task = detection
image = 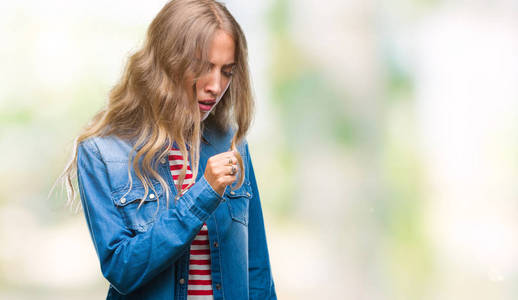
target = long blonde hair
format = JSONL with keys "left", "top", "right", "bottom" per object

{"left": 59, "top": 0, "right": 253, "bottom": 209}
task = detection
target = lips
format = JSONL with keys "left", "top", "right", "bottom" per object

{"left": 198, "top": 99, "right": 216, "bottom": 112}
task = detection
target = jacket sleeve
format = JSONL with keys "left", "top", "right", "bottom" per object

{"left": 76, "top": 139, "right": 223, "bottom": 295}
{"left": 245, "top": 143, "right": 277, "bottom": 299}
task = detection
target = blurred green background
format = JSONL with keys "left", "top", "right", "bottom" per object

{"left": 1, "top": 0, "right": 518, "bottom": 299}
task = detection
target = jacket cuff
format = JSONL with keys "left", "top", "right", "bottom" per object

{"left": 181, "top": 174, "right": 224, "bottom": 221}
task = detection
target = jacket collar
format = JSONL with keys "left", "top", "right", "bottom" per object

{"left": 201, "top": 130, "right": 211, "bottom": 145}
{"left": 127, "top": 120, "right": 232, "bottom": 152}
{"left": 201, "top": 120, "right": 235, "bottom": 153}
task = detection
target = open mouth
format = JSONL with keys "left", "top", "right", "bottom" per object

{"left": 198, "top": 100, "right": 215, "bottom": 111}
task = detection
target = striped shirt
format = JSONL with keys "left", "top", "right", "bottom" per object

{"left": 168, "top": 147, "right": 214, "bottom": 299}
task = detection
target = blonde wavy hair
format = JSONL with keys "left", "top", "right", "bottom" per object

{"left": 58, "top": 0, "right": 253, "bottom": 209}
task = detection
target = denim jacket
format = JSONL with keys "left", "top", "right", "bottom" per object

{"left": 76, "top": 124, "right": 277, "bottom": 299}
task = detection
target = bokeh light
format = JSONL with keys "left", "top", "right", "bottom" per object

{"left": 1, "top": 0, "right": 517, "bottom": 299}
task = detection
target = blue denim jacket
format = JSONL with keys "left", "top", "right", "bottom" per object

{"left": 76, "top": 124, "right": 276, "bottom": 299}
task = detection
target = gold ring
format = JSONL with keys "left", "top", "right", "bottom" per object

{"left": 228, "top": 158, "right": 233, "bottom": 165}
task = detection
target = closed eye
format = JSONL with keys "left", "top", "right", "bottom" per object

{"left": 222, "top": 70, "right": 234, "bottom": 78}
{"left": 222, "top": 64, "right": 236, "bottom": 78}
{"left": 198, "top": 61, "right": 235, "bottom": 78}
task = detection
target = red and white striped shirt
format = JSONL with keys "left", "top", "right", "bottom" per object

{"left": 168, "top": 147, "right": 214, "bottom": 300}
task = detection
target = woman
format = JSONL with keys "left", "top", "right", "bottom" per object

{"left": 60, "top": 0, "right": 276, "bottom": 299}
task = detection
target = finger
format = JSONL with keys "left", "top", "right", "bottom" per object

{"left": 219, "top": 165, "right": 237, "bottom": 176}
{"left": 227, "top": 150, "right": 239, "bottom": 157}
{"left": 213, "top": 151, "right": 237, "bottom": 162}
{"left": 230, "top": 164, "right": 240, "bottom": 174}
{"left": 226, "top": 165, "right": 235, "bottom": 176}
{"left": 219, "top": 152, "right": 238, "bottom": 165}
{"left": 221, "top": 174, "right": 238, "bottom": 185}
{"left": 215, "top": 164, "right": 238, "bottom": 176}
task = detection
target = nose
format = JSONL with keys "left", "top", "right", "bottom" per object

{"left": 204, "top": 69, "right": 222, "bottom": 96}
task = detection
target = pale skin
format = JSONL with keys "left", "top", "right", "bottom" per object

{"left": 186, "top": 29, "right": 239, "bottom": 196}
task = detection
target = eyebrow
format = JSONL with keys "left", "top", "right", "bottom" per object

{"left": 209, "top": 62, "right": 235, "bottom": 68}
{"left": 224, "top": 62, "right": 236, "bottom": 67}
{"left": 195, "top": 58, "right": 235, "bottom": 66}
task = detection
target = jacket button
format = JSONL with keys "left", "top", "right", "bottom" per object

{"left": 120, "top": 197, "right": 126, "bottom": 204}
{"left": 149, "top": 193, "right": 155, "bottom": 199}
{"left": 215, "top": 283, "right": 221, "bottom": 290}
{"left": 246, "top": 192, "right": 251, "bottom": 197}
{"left": 179, "top": 278, "right": 185, "bottom": 284}
{"left": 213, "top": 241, "right": 218, "bottom": 248}
{"left": 230, "top": 191, "right": 235, "bottom": 195}
{"left": 161, "top": 158, "right": 166, "bottom": 164}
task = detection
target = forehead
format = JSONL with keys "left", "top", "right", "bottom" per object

{"left": 208, "top": 30, "right": 235, "bottom": 65}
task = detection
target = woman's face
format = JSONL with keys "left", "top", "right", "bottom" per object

{"left": 187, "top": 29, "right": 236, "bottom": 120}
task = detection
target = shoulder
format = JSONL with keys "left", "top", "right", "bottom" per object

{"left": 78, "top": 135, "right": 134, "bottom": 163}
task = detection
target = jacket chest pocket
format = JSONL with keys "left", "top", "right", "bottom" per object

{"left": 224, "top": 182, "right": 253, "bottom": 226}
{"left": 111, "top": 184, "right": 166, "bottom": 233}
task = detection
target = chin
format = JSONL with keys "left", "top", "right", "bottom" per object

{"left": 200, "top": 112, "right": 209, "bottom": 121}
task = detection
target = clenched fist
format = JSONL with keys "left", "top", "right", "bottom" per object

{"left": 204, "top": 150, "right": 240, "bottom": 196}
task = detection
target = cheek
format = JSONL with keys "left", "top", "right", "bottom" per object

{"left": 194, "top": 80, "right": 204, "bottom": 99}
{"left": 189, "top": 76, "right": 208, "bottom": 100}
{"left": 221, "top": 78, "right": 231, "bottom": 91}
